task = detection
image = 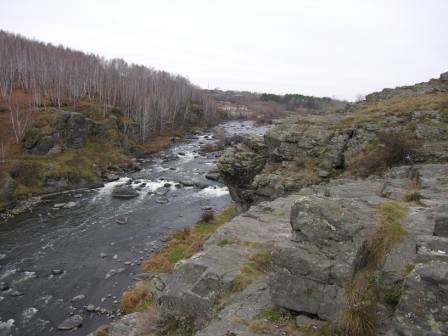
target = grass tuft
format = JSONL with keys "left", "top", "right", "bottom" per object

{"left": 120, "top": 280, "right": 153, "bottom": 314}
{"left": 340, "top": 271, "right": 377, "bottom": 336}
{"left": 364, "top": 201, "right": 408, "bottom": 268}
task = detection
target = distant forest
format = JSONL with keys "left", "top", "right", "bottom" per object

{"left": 260, "top": 93, "right": 336, "bottom": 110}
{"left": 0, "top": 30, "right": 216, "bottom": 142}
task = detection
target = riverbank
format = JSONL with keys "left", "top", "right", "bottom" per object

{"left": 0, "top": 120, "right": 268, "bottom": 336}
{"left": 98, "top": 73, "right": 448, "bottom": 336}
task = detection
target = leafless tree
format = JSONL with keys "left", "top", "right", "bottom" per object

{"left": 8, "top": 97, "right": 32, "bottom": 144}
{"left": 0, "top": 30, "right": 217, "bottom": 142}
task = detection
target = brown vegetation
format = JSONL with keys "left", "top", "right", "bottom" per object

{"left": 350, "top": 131, "right": 419, "bottom": 177}
{"left": 121, "top": 280, "right": 153, "bottom": 314}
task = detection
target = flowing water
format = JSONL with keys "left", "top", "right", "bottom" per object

{"left": 0, "top": 121, "right": 268, "bottom": 336}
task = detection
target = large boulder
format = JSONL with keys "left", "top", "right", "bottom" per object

{"left": 63, "top": 112, "right": 91, "bottom": 149}
{"left": 387, "top": 235, "right": 448, "bottom": 335}
{"left": 111, "top": 186, "right": 139, "bottom": 199}
{"left": 271, "top": 192, "right": 380, "bottom": 320}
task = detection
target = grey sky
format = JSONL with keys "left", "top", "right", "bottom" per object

{"left": 1, "top": 0, "right": 447, "bottom": 100}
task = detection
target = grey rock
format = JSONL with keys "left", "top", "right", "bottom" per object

{"left": 434, "top": 208, "right": 448, "bottom": 237}
{"left": 62, "top": 112, "right": 90, "bottom": 149}
{"left": 22, "top": 127, "right": 41, "bottom": 149}
{"left": 71, "top": 294, "right": 85, "bottom": 302}
{"left": 111, "top": 186, "right": 139, "bottom": 199}
{"left": 106, "top": 174, "right": 120, "bottom": 182}
{"left": 10, "top": 290, "right": 24, "bottom": 297}
{"left": 47, "top": 144, "right": 63, "bottom": 155}
{"left": 388, "top": 261, "right": 448, "bottom": 335}
{"left": 35, "top": 135, "right": 55, "bottom": 154}
{"left": 86, "top": 304, "right": 95, "bottom": 312}
{"left": 51, "top": 269, "right": 63, "bottom": 275}
{"left": 440, "top": 71, "right": 448, "bottom": 81}
{"left": 57, "top": 314, "right": 82, "bottom": 330}
{"left": 295, "top": 315, "right": 323, "bottom": 329}
{"left": 155, "top": 197, "right": 169, "bottom": 204}
{"left": 205, "top": 172, "right": 220, "bottom": 181}
{"left": 0, "top": 282, "right": 9, "bottom": 291}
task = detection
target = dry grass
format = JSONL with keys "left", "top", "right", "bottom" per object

{"left": 354, "top": 92, "right": 448, "bottom": 122}
{"left": 365, "top": 201, "right": 408, "bottom": 268}
{"left": 120, "top": 280, "right": 153, "bottom": 314}
{"left": 339, "top": 201, "right": 408, "bottom": 335}
{"left": 142, "top": 205, "right": 238, "bottom": 273}
{"left": 350, "top": 131, "right": 418, "bottom": 177}
{"left": 94, "top": 324, "right": 109, "bottom": 336}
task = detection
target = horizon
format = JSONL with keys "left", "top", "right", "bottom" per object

{"left": 1, "top": 0, "right": 447, "bottom": 100}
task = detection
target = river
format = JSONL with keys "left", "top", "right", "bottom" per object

{"left": 0, "top": 120, "right": 268, "bottom": 336}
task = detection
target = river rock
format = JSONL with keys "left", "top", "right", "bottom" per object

{"left": 205, "top": 172, "right": 220, "bottom": 181}
{"left": 155, "top": 197, "right": 169, "bottom": 204}
{"left": 51, "top": 269, "right": 63, "bottom": 275}
{"left": 111, "top": 186, "right": 139, "bottom": 199}
{"left": 71, "top": 294, "right": 85, "bottom": 302}
{"left": 0, "top": 282, "right": 9, "bottom": 291}
{"left": 57, "top": 315, "right": 83, "bottom": 330}
{"left": 10, "top": 290, "right": 24, "bottom": 297}
{"left": 106, "top": 174, "right": 120, "bottom": 182}
{"left": 86, "top": 304, "right": 95, "bottom": 312}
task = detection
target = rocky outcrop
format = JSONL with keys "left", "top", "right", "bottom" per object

{"left": 150, "top": 196, "right": 296, "bottom": 331}
{"left": 21, "top": 109, "right": 143, "bottom": 155}
{"left": 218, "top": 74, "right": 448, "bottom": 209}
{"left": 270, "top": 163, "right": 448, "bottom": 334}
{"left": 217, "top": 135, "right": 267, "bottom": 207}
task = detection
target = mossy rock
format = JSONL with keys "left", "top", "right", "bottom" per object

{"left": 23, "top": 127, "right": 41, "bottom": 149}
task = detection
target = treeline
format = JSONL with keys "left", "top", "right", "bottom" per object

{"left": 0, "top": 30, "right": 216, "bottom": 142}
{"left": 260, "top": 93, "right": 336, "bottom": 110}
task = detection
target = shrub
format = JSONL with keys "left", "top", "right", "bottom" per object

{"left": 200, "top": 209, "right": 215, "bottom": 223}
{"left": 350, "top": 130, "right": 419, "bottom": 177}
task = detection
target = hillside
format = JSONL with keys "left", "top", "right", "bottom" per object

{"left": 0, "top": 31, "right": 221, "bottom": 209}
{"left": 98, "top": 72, "right": 448, "bottom": 336}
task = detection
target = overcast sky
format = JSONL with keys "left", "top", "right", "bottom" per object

{"left": 1, "top": 0, "right": 447, "bottom": 100}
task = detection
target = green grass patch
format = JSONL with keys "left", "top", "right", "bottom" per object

{"left": 383, "top": 283, "right": 402, "bottom": 308}
{"left": 168, "top": 245, "right": 188, "bottom": 264}
{"left": 11, "top": 140, "right": 130, "bottom": 197}
{"left": 217, "top": 238, "right": 236, "bottom": 247}
{"left": 192, "top": 205, "right": 238, "bottom": 236}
